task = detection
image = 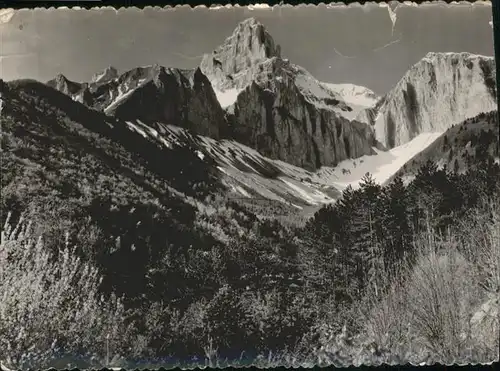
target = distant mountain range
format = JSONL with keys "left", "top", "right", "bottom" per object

{"left": 5, "top": 17, "right": 498, "bottom": 211}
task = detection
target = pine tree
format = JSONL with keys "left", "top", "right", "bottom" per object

{"left": 448, "top": 147, "right": 454, "bottom": 162}
{"left": 381, "top": 175, "right": 412, "bottom": 274}
{"left": 408, "top": 160, "right": 442, "bottom": 228}
{"left": 443, "top": 135, "right": 449, "bottom": 150}
{"left": 345, "top": 173, "right": 384, "bottom": 295}
{"left": 453, "top": 158, "right": 459, "bottom": 173}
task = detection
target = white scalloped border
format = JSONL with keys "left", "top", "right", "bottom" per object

{"left": 0, "top": 0, "right": 497, "bottom": 368}
{"left": 0, "top": 1, "right": 493, "bottom": 14}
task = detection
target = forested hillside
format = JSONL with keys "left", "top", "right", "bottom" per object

{"left": 391, "top": 110, "right": 499, "bottom": 182}
{"left": 2, "top": 76, "right": 498, "bottom": 367}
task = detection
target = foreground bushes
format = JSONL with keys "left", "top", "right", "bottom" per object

{"left": 1, "top": 161, "right": 499, "bottom": 367}
{"left": 318, "top": 200, "right": 500, "bottom": 365}
{"left": 0, "top": 213, "right": 130, "bottom": 369}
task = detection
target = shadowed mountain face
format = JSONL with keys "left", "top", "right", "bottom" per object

{"left": 3, "top": 79, "right": 224, "bottom": 202}
{"left": 47, "top": 65, "right": 228, "bottom": 139}
{"left": 3, "top": 78, "right": 345, "bottom": 213}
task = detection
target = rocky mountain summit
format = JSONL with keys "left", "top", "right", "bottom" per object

{"left": 46, "top": 74, "right": 93, "bottom": 105}
{"left": 200, "top": 17, "right": 354, "bottom": 116}
{"left": 201, "top": 17, "right": 377, "bottom": 170}
{"left": 200, "top": 17, "right": 282, "bottom": 92}
{"left": 358, "top": 52, "right": 497, "bottom": 149}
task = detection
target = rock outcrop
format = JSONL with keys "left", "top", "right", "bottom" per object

{"left": 358, "top": 52, "right": 497, "bottom": 148}
{"left": 46, "top": 74, "right": 93, "bottom": 104}
{"left": 228, "top": 73, "right": 375, "bottom": 171}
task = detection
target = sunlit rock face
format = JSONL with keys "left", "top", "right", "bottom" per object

{"left": 91, "top": 66, "right": 119, "bottom": 84}
{"left": 200, "top": 17, "right": 282, "bottom": 91}
{"left": 358, "top": 52, "right": 496, "bottom": 149}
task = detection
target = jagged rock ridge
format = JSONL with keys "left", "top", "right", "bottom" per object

{"left": 47, "top": 18, "right": 378, "bottom": 171}
{"left": 92, "top": 66, "right": 119, "bottom": 84}
{"left": 46, "top": 20, "right": 494, "bottom": 173}
{"left": 47, "top": 65, "right": 227, "bottom": 138}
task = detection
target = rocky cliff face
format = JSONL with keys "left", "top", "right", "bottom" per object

{"left": 201, "top": 18, "right": 376, "bottom": 170}
{"left": 358, "top": 52, "right": 497, "bottom": 149}
{"left": 47, "top": 65, "right": 227, "bottom": 139}
{"left": 46, "top": 74, "right": 93, "bottom": 105}
{"left": 45, "top": 18, "right": 386, "bottom": 171}
{"left": 109, "top": 66, "right": 227, "bottom": 138}
{"left": 228, "top": 75, "right": 375, "bottom": 171}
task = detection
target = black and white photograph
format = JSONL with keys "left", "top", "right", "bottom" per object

{"left": 0, "top": 1, "right": 499, "bottom": 368}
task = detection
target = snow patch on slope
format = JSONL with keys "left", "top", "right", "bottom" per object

{"left": 212, "top": 86, "right": 242, "bottom": 108}
{"left": 295, "top": 70, "right": 338, "bottom": 101}
{"left": 71, "top": 92, "right": 85, "bottom": 104}
{"left": 322, "top": 82, "right": 379, "bottom": 120}
{"left": 329, "top": 132, "right": 443, "bottom": 190}
{"left": 292, "top": 66, "right": 355, "bottom": 119}
{"left": 104, "top": 86, "right": 135, "bottom": 114}
{"left": 188, "top": 134, "right": 340, "bottom": 207}
{"left": 118, "top": 119, "right": 439, "bottom": 207}
{"left": 125, "top": 121, "right": 148, "bottom": 138}
{"left": 322, "top": 83, "right": 379, "bottom": 109}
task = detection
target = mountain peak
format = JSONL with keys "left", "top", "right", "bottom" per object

{"left": 200, "top": 18, "right": 281, "bottom": 90}
{"left": 54, "top": 73, "right": 69, "bottom": 82}
{"left": 91, "top": 66, "right": 118, "bottom": 84}
{"left": 232, "top": 17, "right": 280, "bottom": 59}
{"left": 47, "top": 73, "right": 84, "bottom": 96}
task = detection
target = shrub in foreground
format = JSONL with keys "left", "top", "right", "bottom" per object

{"left": 0, "top": 213, "right": 130, "bottom": 369}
